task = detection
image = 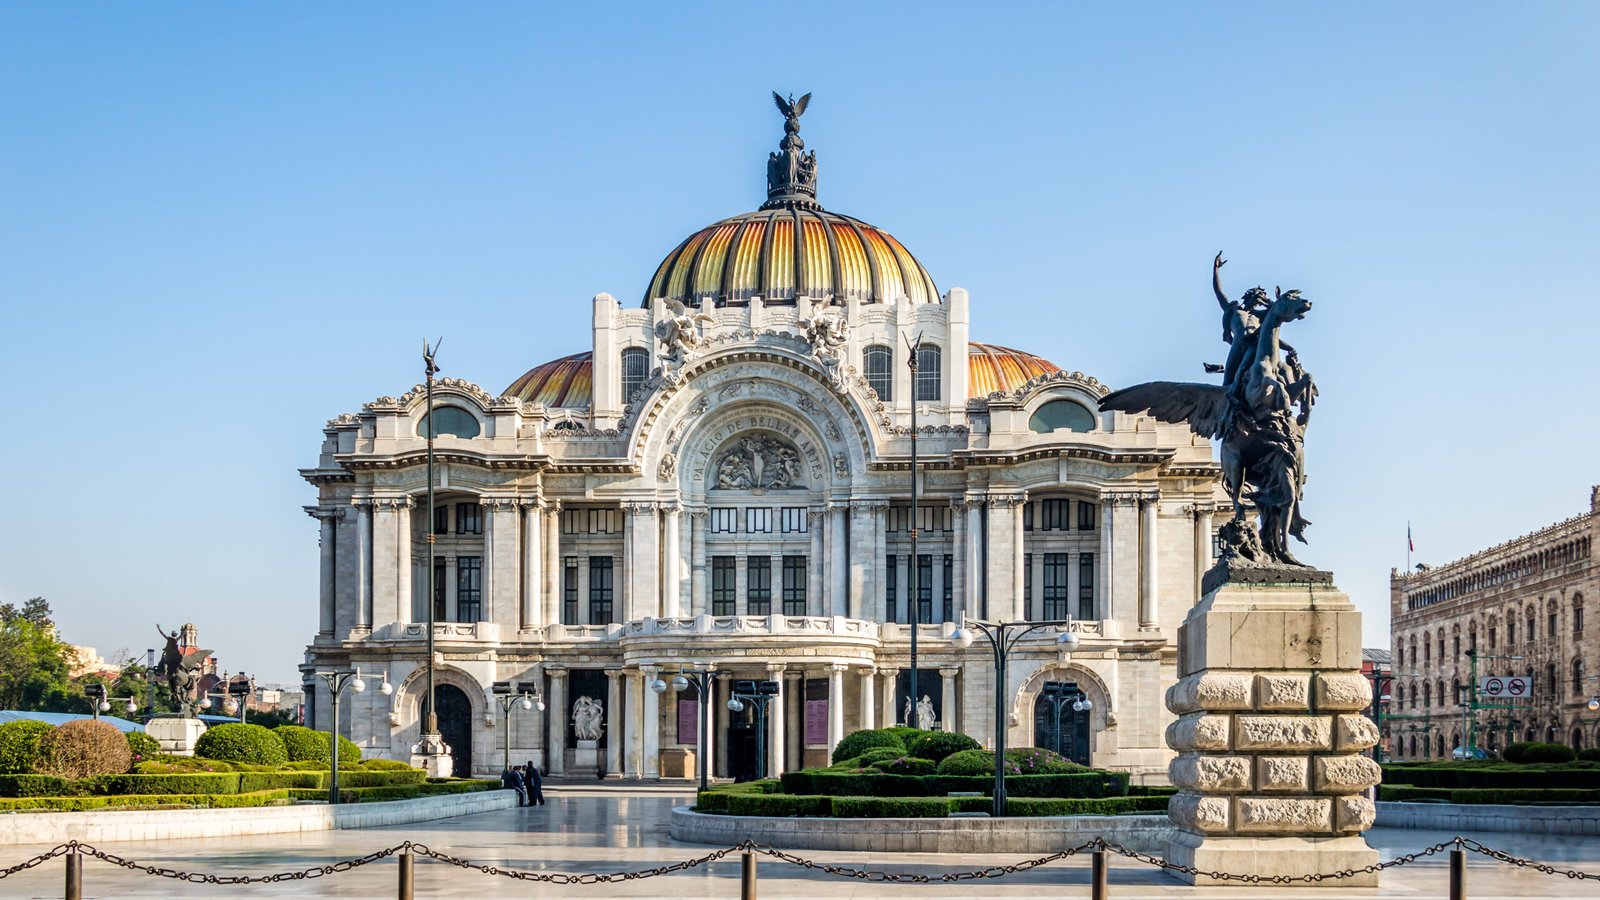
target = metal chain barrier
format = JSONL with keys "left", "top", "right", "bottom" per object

{"left": 9, "top": 834, "right": 1600, "bottom": 889}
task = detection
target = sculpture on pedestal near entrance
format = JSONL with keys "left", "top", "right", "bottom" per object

{"left": 1099, "top": 253, "right": 1322, "bottom": 588}
{"left": 153, "top": 625, "right": 211, "bottom": 717}
{"left": 571, "top": 695, "right": 605, "bottom": 742}
{"left": 915, "top": 695, "right": 936, "bottom": 731}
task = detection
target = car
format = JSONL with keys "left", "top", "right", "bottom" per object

{"left": 1451, "top": 746, "right": 1491, "bottom": 760}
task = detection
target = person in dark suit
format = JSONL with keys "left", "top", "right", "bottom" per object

{"left": 524, "top": 759, "right": 545, "bottom": 805}
{"left": 500, "top": 765, "right": 526, "bottom": 807}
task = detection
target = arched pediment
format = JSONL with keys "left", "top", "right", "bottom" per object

{"left": 1012, "top": 660, "right": 1116, "bottom": 729}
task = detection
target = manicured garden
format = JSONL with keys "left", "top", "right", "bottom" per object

{"left": 1380, "top": 742, "right": 1600, "bottom": 805}
{"left": 0, "top": 719, "right": 496, "bottom": 812}
{"left": 695, "top": 726, "right": 1175, "bottom": 818}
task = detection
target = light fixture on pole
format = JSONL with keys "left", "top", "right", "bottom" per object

{"left": 662, "top": 666, "right": 718, "bottom": 793}
{"left": 950, "top": 617, "right": 1076, "bottom": 816}
{"left": 420, "top": 339, "right": 444, "bottom": 756}
{"left": 493, "top": 681, "right": 545, "bottom": 772}
{"left": 313, "top": 667, "right": 385, "bottom": 804}
{"left": 84, "top": 683, "right": 139, "bottom": 722}
{"left": 903, "top": 331, "right": 926, "bottom": 718}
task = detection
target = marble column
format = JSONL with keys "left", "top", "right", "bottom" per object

{"left": 983, "top": 497, "right": 1016, "bottom": 625}
{"left": 662, "top": 504, "right": 682, "bottom": 618}
{"left": 315, "top": 509, "right": 337, "bottom": 637}
{"left": 848, "top": 503, "right": 872, "bottom": 620}
{"left": 714, "top": 676, "right": 730, "bottom": 777}
{"left": 355, "top": 500, "right": 373, "bottom": 630}
{"left": 1012, "top": 497, "right": 1027, "bottom": 621}
{"left": 827, "top": 665, "right": 846, "bottom": 758}
{"left": 625, "top": 669, "right": 644, "bottom": 778}
{"left": 964, "top": 499, "right": 982, "bottom": 622}
{"left": 1140, "top": 497, "right": 1159, "bottom": 631}
{"left": 604, "top": 669, "right": 623, "bottom": 778}
{"left": 880, "top": 668, "right": 898, "bottom": 727}
{"left": 488, "top": 500, "right": 519, "bottom": 626}
{"left": 1194, "top": 505, "right": 1214, "bottom": 603}
{"left": 546, "top": 667, "right": 568, "bottom": 776}
{"left": 690, "top": 511, "right": 708, "bottom": 616}
{"left": 828, "top": 504, "right": 848, "bottom": 616}
{"left": 807, "top": 510, "right": 825, "bottom": 616}
{"left": 870, "top": 504, "right": 887, "bottom": 623}
{"left": 949, "top": 500, "right": 966, "bottom": 623}
{"left": 396, "top": 499, "right": 414, "bottom": 624}
{"left": 543, "top": 503, "right": 562, "bottom": 627}
{"left": 766, "top": 663, "right": 786, "bottom": 778}
{"left": 858, "top": 668, "right": 875, "bottom": 733}
{"left": 481, "top": 499, "right": 496, "bottom": 620}
{"left": 622, "top": 506, "right": 636, "bottom": 621}
{"left": 1102, "top": 496, "right": 1123, "bottom": 625}
{"left": 521, "top": 500, "right": 542, "bottom": 631}
{"left": 641, "top": 665, "right": 661, "bottom": 779}
{"left": 940, "top": 666, "right": 960, "bottom": 733}
{"left": 784, "top": 671, "right": 802, "bottom": 772}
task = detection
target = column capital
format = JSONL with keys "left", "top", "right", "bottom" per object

{"left": 603, "top": 668, "right": 624, "bottom": 680}
{"left": 987, "top": 493, "right": 1026, "bottom": 509}
{"left": 544, "top": 665, "right": 569, "bottom": 678}
{"left": 766, "top": 662, "right": 787, "bottom": 676}
{"left": 939, "top": 666, "right": 962, "bottom": 677}
{"left": 303, "top": 505, "right": 346, "bottom": 522}
{"left": 853, "top": 499, "right": 890, "bottom": 511}
{"left": 1101, "top": 491, "right": 1142, "bottom": 508}
{"left": 520, "top": 496, "right": 548, "bottom": 511}
{"left": 784, "top": 670, "right": 803, "bottom": 682}
{"left": 828, "top": 663, "right": 849, "bottom": 674}
{"left": 624, "top": 501, "right": 658, "bottom": 516}
{"left": 640, "top": 664, "right": 660, "bottom": 677}
{"left": 480, "top": 496, "right": 520, "bottom": 511}
{"left": 689, "top": 509, "right": 710, "bottom": 521}
{"left": 659, "top": 501, "right": 684, "bottom": 515}
{"left": 371, "top": 496, "right": 415, "bottom": 510}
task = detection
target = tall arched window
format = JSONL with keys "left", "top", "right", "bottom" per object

{"left": 1451, "top": 677, "right": 1461, "bottom": 707}
{"left": 1423, "top": 640, "right": 1431, "bottom": 666}
{"left": 621, "top": 347, "right": 649, "bottom": 403}
{"left": 1575, "top": 594, "right": 1585, "bottom": 636}
{"left": 863, "top": 345, "right": 893, "bottom": 401}
{"left": 1547, "top": 663, "right": 1558, "bottom": 696}
{"left": 1423, "top": 683, "right": 1432, "bottom": 708}
{"left": 1573, "top": 658, "right": 1585, "bottom": 696}
{"left": 1527, "top": 609, "right": 1537, "bottom": 645}
{"left": 914, "top": 344, "right": 942, "bottom": 402}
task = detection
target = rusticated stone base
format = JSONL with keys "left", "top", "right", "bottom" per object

{"left": 1165, "top": 831, "right": 1379, "bottom": 886}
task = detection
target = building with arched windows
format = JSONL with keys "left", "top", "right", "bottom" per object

{"left": 300, "top": 100, "right": 1227, "bottom": 782}
{"left": 1389, "top": 488, "right": 1600, "bottom": 759}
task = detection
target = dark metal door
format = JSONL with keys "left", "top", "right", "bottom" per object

{"left": 1033, "top": 695, "right": 1091, "bottom": 765}
{"left": 435, "top": 684, "right": 473, "bottom": 778}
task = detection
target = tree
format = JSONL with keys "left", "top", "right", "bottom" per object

{"left": 0, "top": 598, "right": 74, "bottom": 711}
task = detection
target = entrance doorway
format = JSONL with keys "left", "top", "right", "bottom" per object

{"left": 434, "top": 684, "right": 473, "bottom": 778}
{"left": 1033, "top": 690, "right": 1091, "bottom": 765}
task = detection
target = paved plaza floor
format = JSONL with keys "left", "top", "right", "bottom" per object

{"left": 3, "top": 786, "right": 1599, "bottom": 898}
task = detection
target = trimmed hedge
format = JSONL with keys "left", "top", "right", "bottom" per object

{"left": 1381, "top": 763, "right": 1600, "bottom": 790}
{"left": 1008, "top": 796, "right": 1170, "bottom": 816}
{"left": 1502, "top": 742, "right": 1577, "bottom": 764}
{"left": 725, "top": 793, "right": 834, "bottom": 817}
{"left": 290, "top": 779, "right": 497, "bottom": 804}
{"left": 869, "top": 757, "right": 936, "bottom": 776}
{"left": 77, "top": 773, "right": 242, "bottom": 795}
{"left": 906, "top": 731, "right": 981, "bottom": 764}
{"left": 1380, "top": 785, "right": 1600, "bottom": 804}
{"left": 0, "top": 720, "right": 54, "bottom": 775}
{"left": 275, "top": 726, "right": 360, "bottom": 766}
{"left": 125, "top": 731, "right": 159, "bottom": 764}
{"left": 854, "top": 748, "right": 908, "bottom": 767}
{"left": 361, "top": 758, "right": 417, "bottom": 771}
{"left": 0, "top": 788, "right": 292, "bottom": 812}
{"left": 0, "top": 774, "right": 72, "bottom": 797}
{"left": 779, "top": 770, "right": 1128, "bottom": 799}
{"left": 831, "top": 729, "right": 906, "bottom": 764}
{"left": 195, "top": 724, "right": 288, "bottom": 767}
{"left": 831, "top": 796, "right": 953, "bottom": 818}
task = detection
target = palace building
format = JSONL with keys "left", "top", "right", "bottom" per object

{"left": 299, "top": 99, "right": 1227, "bottom": 782}
{"left": 1388, "top": 489, "right": 1600, "bottom": 760}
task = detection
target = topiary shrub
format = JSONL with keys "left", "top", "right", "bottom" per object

{"left": 870, "top": 756, "right": 937, "bottom": 776}
{"left": 360, "top": 758, "right": 415, "bottom": 771}
{"left": 135, "top": 755, "right": 241, "bottom": 774}
{"left": 125, "top": 731, "right": 159, "bottom": 768}
{"left": 831, "top": 729, "right": 906, "bottom": 765}
{"left": 35, "top": 720, "right": 131, "bottom": 779}
{"left": 934, "top": 747, "right": 1088, "bottom": 777}
{"left": 1502, "top": 742, "right": 1535, "bottom": 763}
{"left": 1523, "top": 742, "right": 1577, "bottom": 764}
{"left": 936, "top": 748, "right": 998, "bottom": 776}
{"left": 907, "top": 731, "right": 981, "bottom": 764}
{"left": 856, "top": 748, "right": 907, "bottom": 766}
{"left": 274, "top": 726, "right": 360, "bottom": 766}
{"left": 0, "top": 721, "right": 55, "bottom": 775}
{"left": 195, "top": 723, "right": 288, "bottom": 767}
{"left": 1578, "top": 748, "right": 1600, "bottom": 762}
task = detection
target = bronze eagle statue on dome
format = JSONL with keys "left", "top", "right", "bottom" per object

{"left": 772, "top": 91, "right": 810, "bottom": 120}
{"left": 1098, "top": 254, "right": 1319, "bottom": 569}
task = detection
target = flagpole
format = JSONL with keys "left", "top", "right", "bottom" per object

{"left": 1407, "top": 521, "right": 1412, "bottom": 573}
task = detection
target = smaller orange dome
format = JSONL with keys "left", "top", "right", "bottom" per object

{"left": 967, "top": 342, "right": 1062, "bottom": 396}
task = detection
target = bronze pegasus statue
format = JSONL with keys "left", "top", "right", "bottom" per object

{"left": 1098, "top": 254, "right": 1318, "bottom": 567}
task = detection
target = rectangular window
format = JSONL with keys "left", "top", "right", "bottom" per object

{"left": 885, "top": 554, "right": 898, "bottom": 623}
{"left": 433, "top": 559, "right": 447, "bottom": 622}
{"left": 1577, "top": 606, "right": 1585, "bottom": 636}
{"left": 456, "top": 502, "right": 481, "bottom": 535}
{"left": 1040, "top": 499, "right": 1070, "bottom": 531}
{"left": 562, "top": 558, "right": 579, "bottom": 625}
{"left": 1022, "top": 502, "right": 1034, "bottom": 532}
{"left": 782, "top": 555, "right": 807, "bottom": 615}
{"left": 863, "top": 345, "right": 893, "bottom": 402}
{"left": 589, "top": 508, "right": 620, "bottom": 534}
{"left": 887, "top": 505, "right": 909, "bottom": 533}
{"left": 1042, "top": 553, "right": 1069, "bottom": 620}
{"left": 914, "top": 344, "right": 941, "bottom": 401}
{"left": 747, "top": 556, "right": 772, "bottom": 616}
{"left": 1023, "top": 553, "right": 1032, "bottom": 617}
{"left": 745, "top": 507, "right": 773, "bottom": 534}
{"left": 433, "top": 505, "right": 450, "bottom": 536}
{"left": 587, "top": 557, "right": 614, "bottom": 625}
{"left": 1077, "top": 501, "right": 1097, "bottom": 531}
{"left": 942, "top": 554, "right": 953, "bottom": 624}
{"left": 711, "top": 556, "right": 736, "bottom": 615}
{"left": 1507, "top": 620, "right": 1516, "bottom": 647}
{"left": 1550, "top": 613, "right": 1558, "bottom": 639}
{"left": 917, "top": 554, "right": 933, "bottom": 625}
{"left": 917, "top": 504, "right": 952, "bottom": 533}
{"left": 710, "top": 508, "right": 738, "bottom": 533}
{"left": 780, "top": 507, "right": 808, "bottom": 533}
{"left": 455, "top": 556, "right": 482, "bottom": 622}
{"left": 1078, "top": 552, "right": 1095, "bottom": 621}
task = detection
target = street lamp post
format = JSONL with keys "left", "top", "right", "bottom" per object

{"left": 727, "top": 679, "right": 779, "bottom": 781}
{"left": 421, "top": 340, "right": 443, "bottom": 750}
{"left": 201, "top": 673, "right": 256, "bottom": 723}
{"left": 1361, "top": 666, "right": 1421, "bottom": 763}
{"left": 492, "top": 681, "right": 545, "bottom": 772}
{"left": 659, "top": 667, "right": 718, "bottom": 793}
{"left": 904, "top": 333, "right": 924, "bottom": 712}
{"left": 84, "top": 683, "right": 139, "bottom": 722}
{"left": 313, "top": 668, "right": 391, "bottom": 803}
{"left": 952, "top": 617, "right": 1077, "bottom": 816}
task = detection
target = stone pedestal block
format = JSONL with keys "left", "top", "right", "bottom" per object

{"left": 571, "top": 738, "right": 601, "bottom": 775}
{"left": 146, "top": 717, "right": 206, "bottom": 756}
{"left": 409, "top": 732, "right": 454, "bottom": 778}
{"left": 1164, "top": 580, "right": 1379, "bottom": 886}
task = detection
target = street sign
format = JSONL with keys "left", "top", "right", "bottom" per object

{"left": 1479, "top": 676, "right": 1532, "bottom": 698}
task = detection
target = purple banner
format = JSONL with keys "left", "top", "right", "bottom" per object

{"left": 677, "top": 698, "right": 699, "bottom": 745}
{"left": 805, "top": 699, "right": 828, "bottom": 746}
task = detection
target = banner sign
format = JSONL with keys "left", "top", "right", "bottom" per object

{"left": 1479, "top": 676, "right": 1532, "bottom": 698}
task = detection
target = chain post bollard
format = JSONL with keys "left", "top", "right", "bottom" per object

{"left": 64, "top": 845, "right": 82, "bottom": 900}
{"left": 741, "top": 849, "right": 757, "bottom": 900}
{"left": 1091, "top": 848, "right": 1107, "bottom": 900}
{"left": 398, "top": 849, "right": 414, "bottom": 900}
{"left": 1450, "top": 848, "right": 1466, "bottom": 900}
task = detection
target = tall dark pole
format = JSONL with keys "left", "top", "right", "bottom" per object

{"left": 906, "top": 333, "right": 921, "bottom": 722}
{"left": 423, "top": 340, "right": 441, "bottom": 738}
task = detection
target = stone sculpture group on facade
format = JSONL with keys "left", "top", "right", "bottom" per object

{"left": 715, "top": 435, "right": 806, "bottom": 491}
{"left": 571, "top": 695, "right": 604, "bottom": 742}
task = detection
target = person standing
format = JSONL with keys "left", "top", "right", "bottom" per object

{"left": 500, "top": 764, "right": 526, "bottom": 807}
{"left": 524, "top": 759, "right": 545, "bottom": 806}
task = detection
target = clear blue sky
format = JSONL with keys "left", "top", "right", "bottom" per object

{"left": 3, "top": 4, "right": 1595, "bottom": 683}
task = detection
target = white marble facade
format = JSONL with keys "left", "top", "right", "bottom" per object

{"left": 299, "top": 112, "right": 1227, "bottom": 783}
